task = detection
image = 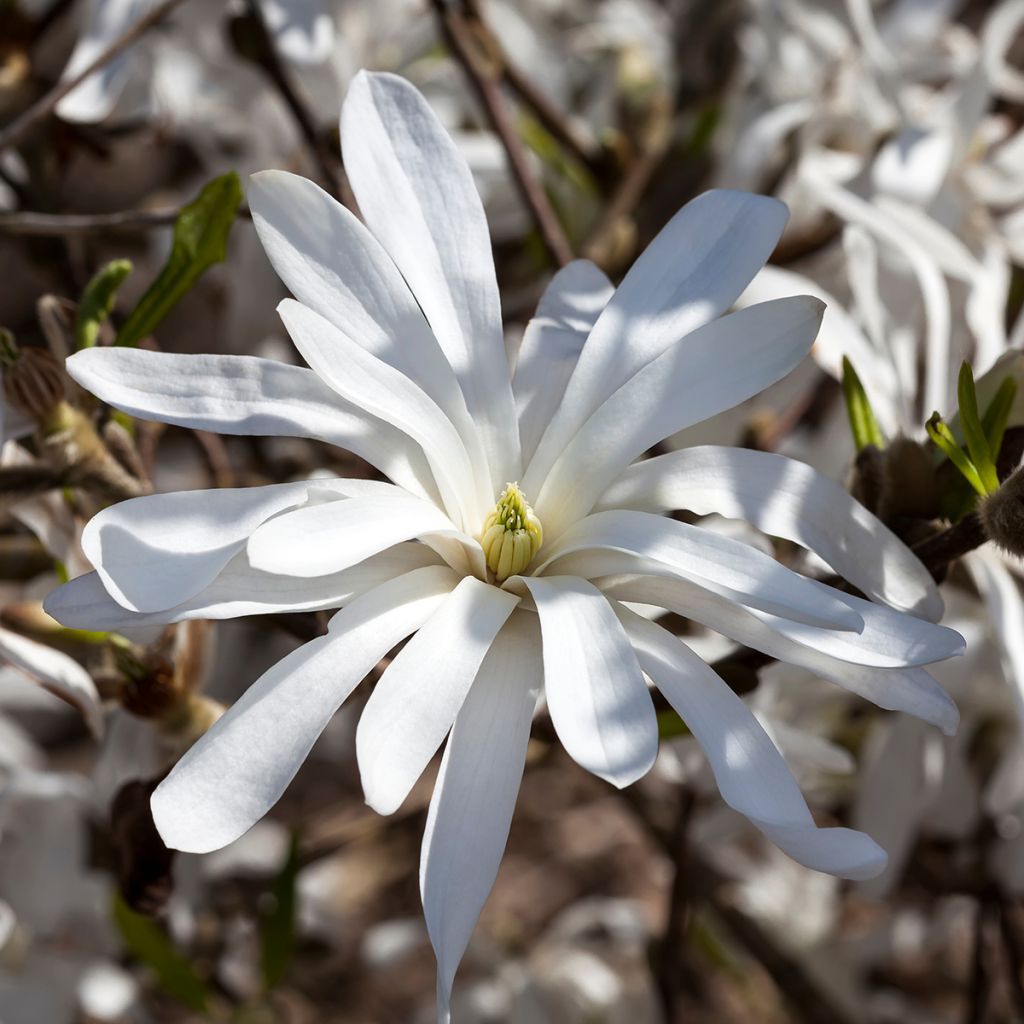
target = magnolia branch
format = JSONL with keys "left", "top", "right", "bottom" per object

{"left": 0, "top": 0, "right": 192, "bottom": 156}
{"left": 432, "top": 0, "right": 574, "bottom": 268}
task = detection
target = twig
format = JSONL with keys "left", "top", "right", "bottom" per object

{"left": 998, "top": 901, "right": 1024, "bottom": 1023}
{"left": 0, "top": 209, "right": 178, "bottom": 236}
{"left": 241, "top": 0, "right": 354, "bottom": 208}
{"left": 655, "top": 787, "right": 697, "bottom": 1019}
{"left": 911, "top": 512, "right": 987, "bottom": 580}
{"left": 432, "top": 0, "right": 573, "bottom": 268}
{"left": 966, "top": 896, "right": 991, "bottom": 1024}
{"left": 0, "top": 0, "right": 192, "bottom": 156}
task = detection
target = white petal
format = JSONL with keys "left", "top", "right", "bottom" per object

{"left": 619, "top": 607, "right": 887, "bottom": 879}
{"left": 341, "top": 71, "right": 520, "bottom": 490}
{"left": 278, "top": 299, "right": 481, "bottom": 527}
{"left": 248, "top": 170, "right": 490, "bottom": 500}
{"left": 56, "top": 0, "right": 155, "bottom": 123}
{"left": 512, "top": 260, "right": 613, "bottom": 465}
{"left": 596, "top": 446, "right": 943, "bottom": 620}
{"left": 516, "top": 575, "right": 657, "bottom": 787}
{"left": 66, "top": 347, "right": 441, "bottom": 504}
{"left": 151, "top": 566, "right": 458, "bottom": 853}
{"left": 44, "top": 544, "right": 441, "bottom": 630}
{"left": 0, "top": 626, "right": 103, "bottom": 738}
{"left": 247, "top": 491, "right": 481, "bottom": 580}
{"left": 257, "top": 0, "right": 333, "bottom": 65}
{"left": 600, "top": 574, "right": 959, "bottom": 734}
{"left": 420, "top": 612, "right": 540, "bottom": 1017}
{"left": 529, "top": 297, "right": 825, "bottom": 540}
{"left": 357, "top": 577, "right": 520, "bottom": 815}
{"left": 523, "top": 191, "right": 788, "bottom": 494}
{"left": 537, "top": 510, "right": 864, "bottom": 632}
{"left": 83, "top": 480, "right": 364, "bottom": 613}
{"left": 737, "top": 263, "right": 903, "bottom": 435}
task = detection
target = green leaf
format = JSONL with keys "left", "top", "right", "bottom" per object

{"left": 115, "top": 172, "right": 243, "bottom": 347}
{"left": 260, "top": 831, "right": 301, "bottom": 991}
{"left": 75, "top": 259, "right": 132, "bottom": 349}
{"left": 957, "top": 362, "right": 999, "bottom": 494}
{"left": 841, "top": 357, "right": 886, "bottom": 451}
{"left": 982, "top": 375, "right": 1018, "bottom": 462}
{"left": 112, "top": 893, "right": 210, "bottom": 1012}
{"left": 926, "top": 411, "right": 987, "bottom": 497}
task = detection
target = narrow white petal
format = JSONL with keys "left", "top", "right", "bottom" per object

{"left": 601, "top": 574, "right": 959, "bottom": 734}
{"left": 421, "top": 612, "right": 540, "bottom": 1017}
{"left": 517, "top": 575, "right": 657, "bottom": 787}
{"left": 529, "top": 297, "right": 825, "bottom": 540}
{"left": 596, "top": 446, "right": 943, "bottom": 620}
{"left": 256, "top": 0, "right": 333, "bottom": 65}
{"left": 247, "top": 492, "right": 481, "bottom": 580}
{"left": 0, "top": 626, "right": 103, "bottom": 738}
{"left": 513, "top": 260, "right": 613, "bottom": 464}
{"left": 341, "top": 71, "right": 521, "bottom": 490}
{"left": 44, "top": 544, "right": 441, "bottom": 630}
{"left": 523, "top": 191, "right": 788, "bottom": 493}
{"left": 66, "top": 347, "right": 440, "bottom": 503}
{"left": 619, "top": 608, "right": 886, "bottom": 879}
{"left": 56, "top": 0, "right": 155, "bottom": 123}
{"left": 278, "top": 299, "right": 481, "bottom": 526}
{"left": 357, "top": 578, "right": 520, "bottom": 815}
{"left": 537, "top": 510, "right": 864, "bottom": 632}
{"left": 248, "top": 170, "right": 490, "bottom": 498}
{"left": 151, "top": 566, "right": 458, "bottom": 853}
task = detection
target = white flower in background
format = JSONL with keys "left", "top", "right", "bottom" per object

{"left": 47, "top": 71, "right": 965, "bottom": 1019}
{"left": 55, "top": 0, "right": 335, "bottom": 124}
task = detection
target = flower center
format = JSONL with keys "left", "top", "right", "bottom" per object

{"left": 480, "top": 483, "right": 543, "bottom": 582}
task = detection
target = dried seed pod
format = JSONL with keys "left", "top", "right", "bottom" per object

{"left": 2, "top": 345, "right": 66, "bottom": 423}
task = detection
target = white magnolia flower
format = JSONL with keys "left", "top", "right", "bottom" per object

{"left": 46, "top": 71, "right": 965, "bottom": 1019}
{"left": 56, "top": 0, "right": 335, "bottom": 124}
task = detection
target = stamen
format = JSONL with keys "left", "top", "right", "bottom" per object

{"left": 480, "top": 482, "right": 543, "bottom": 582}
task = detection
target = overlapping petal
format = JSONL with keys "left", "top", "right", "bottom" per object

{"left": 151, "top": 566, "right": 459, "bottom": 853}
{"left": 357, "top": 577, "right": 520, "bottom": 815}
{"left": 516, "top": 576, "right": 657, "bottom": 788}
{"left": 596, "top": 445, "right": 943, "bottom": 620}
{"left": 420, "top": 612, "right": 541, "bottom": 1021}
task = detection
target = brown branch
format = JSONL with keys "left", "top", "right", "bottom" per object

{"left": 911, "top": 512, "right": 987, "bottom": 581}
{"left": 0, "top": 209, "right": 178, "bottom": 236}
{"left": 432, "top": 0, "right": 573, "bottom": 268}
{"left": 0, "top": 0, "right": 193, "bottom": 156}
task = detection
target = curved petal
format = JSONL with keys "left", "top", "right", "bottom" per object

{"left": 523, "top": 191, "right": 788, "bottom": 493}
{"left": 596, "top": 446, "right": 943, "bottom": 620}
{"left": 341, "top": 71, "right": 521, "bottom": 490}
{"left": 600, "top": 574, "right": 959, "bottom": 734}
{"left": 619, "top": 607, "right": 886, "bottom": 879}
{"left": 420, "top": 612, "right": 540, "bottom": 1019}
{"left": 56, "top": 0, "right": 156, "bottom": 123}
{"left": 278, "top": 299, "right": 481, "bottom": 527}
{"left": 528, "top": 297, "right": 825, "bottom": 540}
{"left": 247, "top": 490, "right": 481, "bottom": 580}
{"left": 257, "top": 0, "right": 333, "bottom": 65}
{"left": 151, "top": 566, "right": 458, "bottom": 853}
{"left": 537, "top": 510, "right": 864, "bottom": 632}
{"left": 0, "top": 626, "right": 103, "bottom": 739}
{"left": 44, "top": 544, "right": 441, "bottom": 630}
{"left": 248, "top": 170, "right": 490, "bottom": 501}
{"left": 516, "top": 575, "right": 657, "bottom": 787}
{"left": 357, "top": 577, "right": 520, "bottom": 815}
{"left": 66, "top": 347, "right": 440, "bottom": 503}
{"left": 513, "top": 260, "right": 613, "bottom": 464}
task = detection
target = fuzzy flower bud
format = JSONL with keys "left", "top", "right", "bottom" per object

{"left": 980, "top": 466, "right": 1024, "bottom": 558}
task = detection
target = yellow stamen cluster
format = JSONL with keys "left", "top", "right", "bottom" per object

{"left": 480, "top": 483, "right": 543, "bottom": 582}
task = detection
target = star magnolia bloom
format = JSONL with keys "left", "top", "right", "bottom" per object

{"left": 47, "top": 71, "right": 965, "bottom": 1020}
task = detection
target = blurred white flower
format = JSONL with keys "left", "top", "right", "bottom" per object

{"left": 48, "top": 70, "right": 965, "bottom": 1019}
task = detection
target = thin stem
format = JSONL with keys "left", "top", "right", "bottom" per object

{"left": 0, "top": 209, "right": 179, "bottom": 236}
{"left": 966, "top": 897, "right": 991, "bottom": 1024}
{"left": 432, "top": 0, "right": 573, "bottom": 268}
{"left": 0, "top": 0, "right": 193, "bottom": 156}
{"left": 998, "top": 901, "right": 1024, "bottom": 1023}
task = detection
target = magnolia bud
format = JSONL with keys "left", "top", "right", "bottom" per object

{"left": 879, "top": 438, "right": 940, "bottom": 522}
{"left": 0, "top": 333, "right": 66, "bottom": 423}
{"left": 980, "top": 467, "right": 1024, "bottom": 559}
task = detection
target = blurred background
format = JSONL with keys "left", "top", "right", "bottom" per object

{"left": 2, "top": 0, "right": 1024, "bottom": 1021}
